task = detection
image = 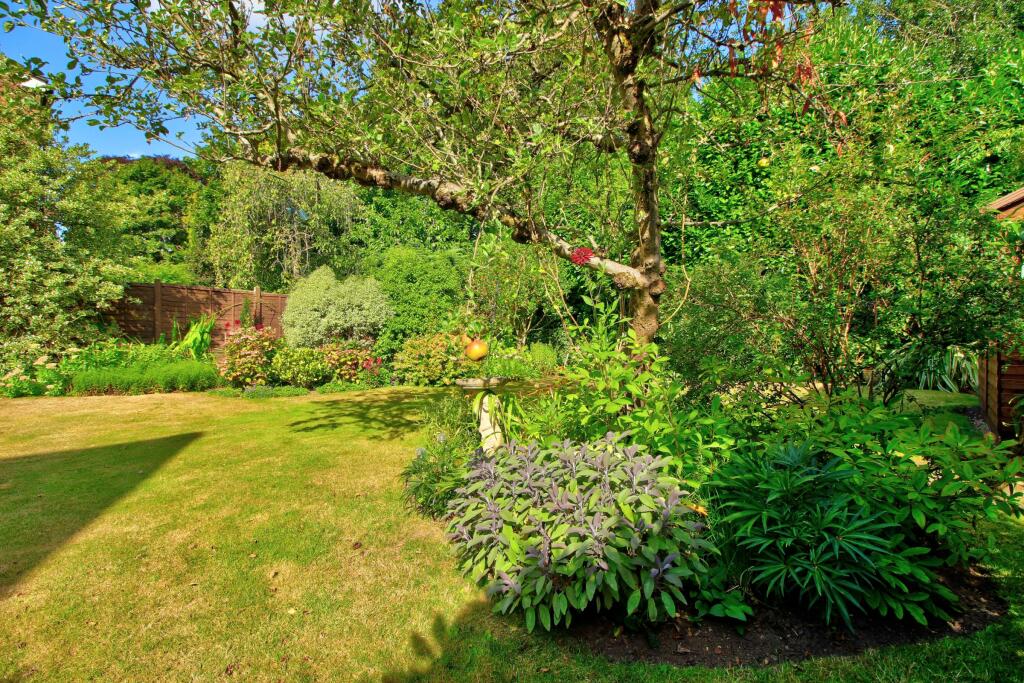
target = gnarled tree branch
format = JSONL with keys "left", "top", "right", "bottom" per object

{"left": 268, "top": 148, "right": 649, "bottom": 289}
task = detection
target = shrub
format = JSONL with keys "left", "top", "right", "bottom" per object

{"left": 2, "top": 339, "right": 207, "bottom": 398}
{"left": 1, "top": 354, "right": 66, "bottom": 397}
{"left": 447, "top": 434, "right": 717, "bottom": 632}
{"left": 58, "top": 339, "right": 132, "bottom": 373}
{"left": 219, "top": 327, "right": 279, "bottom": 386}
{"left": 405, "top": 441, "right": 477, "bottom": 519}
{"left": 402, "top": 393, "right": 478, "bottom": 517}
{"left": 71, "top": 360, "right": 220, "bottom": 395}
{"left": 708, "top": 400, "right": 1023, "bottom": 629}
{"left": 502, "top": 303, "right": 734, "bottom": 476}
{"left": 283, "top": 266, "right": 392, "bottom": 347}
{"left": 270, "top": 346, "right": 332, "bottom": 388}
{"left": 525, "top": 342, "right": 560, "bottom": 373}
{"left": 170, "top": 314, "right": 215, "bottom": 360}
{"left": 60, "top": 339, "right": 184, "bottom": 373}
{"left": 359, "top": 363, "right": 392, "bottom": 388}
{"left": 320, "top": 342, "right": 377, "bottom": 382}
{"left": 708, "top": 443, "right": 956, "bottom": 629}
{"left": 364, "top": 246, "right": 466, "bottom": 357}
{"left": 475, "top": 341, "right": 561, "bottom": 380}
{"left": 392, "top": 333, "right": 467, "bottom": 386}
{"left": 761, "top": 398, "right": 1023, "bottom": 566}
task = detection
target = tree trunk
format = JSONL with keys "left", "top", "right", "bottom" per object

{"left": 628, "top": 156, "right": 663, "bottom": 344}
{"left": 599, "top": 3, "right": 665, "bottom": 344}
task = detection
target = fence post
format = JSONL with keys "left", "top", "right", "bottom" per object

{"left": 153, "top": 279, "right": 162, "bottom": 343}
{"left": 254, "top": 286, "right": 262, "bottom": 325}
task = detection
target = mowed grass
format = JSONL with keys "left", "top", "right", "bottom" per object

{"left": 1, "top": 390, "right": 1022, "bottom": 682}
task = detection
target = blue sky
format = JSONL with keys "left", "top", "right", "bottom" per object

{"left": 3, "top": 23, "right": 201, "bottom": 158}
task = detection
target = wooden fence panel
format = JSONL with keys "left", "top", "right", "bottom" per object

{"left": 109, "top": 281, "right": 288, "bottom": 349}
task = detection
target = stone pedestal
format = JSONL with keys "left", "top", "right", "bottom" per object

{"left": 455, "top": 378, "right": 508, "bottom": 454}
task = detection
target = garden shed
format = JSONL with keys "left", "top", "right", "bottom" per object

{"left": 978, "top": 186, "right": 1024, "bottom": 439}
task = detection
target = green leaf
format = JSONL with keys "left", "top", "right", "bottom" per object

{"left": 626, "top": 590, "right": 642, "bottom": 615}
{"left": 539, "top": 604, "right": 551, "bottom": 631}
{"left": 660, "top": 591, "right": 676, "bottom": 617}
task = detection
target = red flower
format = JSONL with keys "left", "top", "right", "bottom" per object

{"left": 234, "top": 319, "right": 241, "bottom": 326}
{"left": 254, "top": 323, "right": 264, "bottom": 331}
{"left": 570, "top": 247, "right": 595, "bottom": 266}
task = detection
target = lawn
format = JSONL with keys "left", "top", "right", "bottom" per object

{"left": 1, "top": 390, "right": 1022, "bottom": 682}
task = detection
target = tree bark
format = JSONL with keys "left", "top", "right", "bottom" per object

{"left": 597, "top": 2, "right": 666, "bottom": 343}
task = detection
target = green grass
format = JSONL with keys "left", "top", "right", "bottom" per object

{"left": 900, "top": 390, "right": 982, "bottom": 435}
{"left": 1, "top": 390, "right": 1022, "bottom": 681}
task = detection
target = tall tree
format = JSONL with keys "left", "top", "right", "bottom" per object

{"left": 205, "top": 162, "right": 362, "bottom": 290}
{"left": 0, "top": 59, "right": 129, "bottom": 362}
{"left": 12, "top": 0, "right": 842, "bottom": 340}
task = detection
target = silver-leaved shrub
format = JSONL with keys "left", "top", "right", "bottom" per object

{"left": 283, "top": 266, "right": 392, "bottom": 348}
{"left": 447, "top": 434, "right": 716, "bottom": 632}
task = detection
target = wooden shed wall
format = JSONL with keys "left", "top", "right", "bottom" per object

{"left": 979, "top": 351, "right": 1022, "bottom": 440}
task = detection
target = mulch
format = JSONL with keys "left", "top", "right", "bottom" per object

{"left": 566, "top": 567, "right": 1007, "bottom": 668}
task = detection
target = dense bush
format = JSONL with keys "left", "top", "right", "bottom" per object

{"left": 763, "top": 398, "right": 1023, "bottom": 566}
{"left": 315, "top": 381, "right": 362, "bottom": 394}
{"left": 475, "top": 342, "right": 561, "bottom": 380}
{"left": 218, "top": 327, "right": 279, "bottom": 386}
{"left": 503, "top": 304, "right": 733, "bottom": 476}
{"left": 392, "top": 333, "right": 468, "bottom": 386}
{"left": 447, "top": 434, "right": 717, "bottom": 632}
{"left": 364, "top": 246, "right": 466, "bottom": 357}
{"left": 525, "top": 342, "right": 560, "bottom": 373}
{"left": 320, "top": 342, "right": 379, "bottom": 382}
{"left": 402, "top": 393, "right": 478, "bottom": 517}
{"left": 0, "top": 98, "right": 129, "bottom": 373}
{"left": 708, "top": 399, "right": 1023, "bottom": 629}
{"left": 283, "top": 266, "right": 392, "bottom": 348}
{"left": 709, "top": 444, "right": 950, "bottom": 628}
{"left": 468, "top": 234, "right": 552, "bottom": 346}
{"left": 270, "top": 346, "right": 332, "bottom": 388}
{"left": 71, "top": 360, "right": 221, "bottom": 395}
{"left": 0, "top": 355, "right": 66, "bottom": 398}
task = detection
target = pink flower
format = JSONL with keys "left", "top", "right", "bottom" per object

{"left": 570, "top": 247, "right": 595, "bottom": 266}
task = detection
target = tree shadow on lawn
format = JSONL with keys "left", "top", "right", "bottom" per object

{"left": 0, "top": 432, "right": 200, "bottom": 599}
{"left": 288, "top": 389, "right": 436, "bottom": 440}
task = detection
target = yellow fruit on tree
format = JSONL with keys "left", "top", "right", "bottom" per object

{"left": 465, "top": 339, "right": 489, "bottom": 361}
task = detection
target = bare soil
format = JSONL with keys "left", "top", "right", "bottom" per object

{"left": 568, "top": 568, "right": 1006, "bottom": 668}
